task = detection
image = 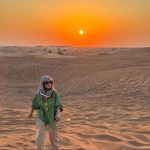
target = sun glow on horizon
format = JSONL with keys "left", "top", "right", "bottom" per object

{"left": 51, "top": 12, "right": 107, "bottom": 47}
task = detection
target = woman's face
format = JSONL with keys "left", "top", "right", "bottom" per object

{"left": 43, "top": 81, "right": 53, "bottom": 90}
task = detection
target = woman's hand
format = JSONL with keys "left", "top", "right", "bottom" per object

{"left": 55, "top": 108, "right": 61, "bottom": 122}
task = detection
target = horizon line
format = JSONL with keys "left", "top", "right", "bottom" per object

{"left": 0, "top": 45, "right": 150, "bottom": 49}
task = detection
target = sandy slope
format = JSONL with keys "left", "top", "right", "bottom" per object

{"left": 0, "top": 47, "right": 150, "bottom": 150}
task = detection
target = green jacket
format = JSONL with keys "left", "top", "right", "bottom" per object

{"left": 32, "top": 90, "right": 63, "bottom": 124}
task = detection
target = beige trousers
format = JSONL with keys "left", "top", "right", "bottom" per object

{"left": 36, "top": 118, "right": 60, "bottom": 150}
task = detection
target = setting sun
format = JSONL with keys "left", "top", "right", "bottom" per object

{"left": 79, "top": 30, "right": 84, "bottom": 35}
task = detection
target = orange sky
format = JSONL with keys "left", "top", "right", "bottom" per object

{"left": 0, "top": 0, "right": 150, "bottom": 47}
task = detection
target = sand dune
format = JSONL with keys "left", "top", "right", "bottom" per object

{"left": 0, "top": 47, "right": 150, "bottom": 150}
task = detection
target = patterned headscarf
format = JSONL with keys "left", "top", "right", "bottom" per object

{"left": 38, "top": 75, "right": 53, "bottom": 97}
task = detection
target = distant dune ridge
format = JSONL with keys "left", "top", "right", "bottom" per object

{"left": 0, "top": 46, "right": 150, "bottom": 150}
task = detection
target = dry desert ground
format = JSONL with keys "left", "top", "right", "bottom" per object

{"left": 0, "top": 46, "right": 150, "bottom": 150}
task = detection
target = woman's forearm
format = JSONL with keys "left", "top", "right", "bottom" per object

{"left": 28, "top": 108, "right": 35, "bottom": 118}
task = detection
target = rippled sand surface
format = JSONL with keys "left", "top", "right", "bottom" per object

{"left": 0, "top": 47, "right": 150, "bottom": 150}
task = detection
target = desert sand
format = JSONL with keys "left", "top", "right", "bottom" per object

{"left": 0, "top": 46, "right": 150, "bottom": 150}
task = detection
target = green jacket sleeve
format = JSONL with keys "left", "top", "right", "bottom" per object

{"left": 32, "top": 94, "right": 40, "bottom": 110}
{"left": 54, "top": 91, "right": 63, "bottom": 112}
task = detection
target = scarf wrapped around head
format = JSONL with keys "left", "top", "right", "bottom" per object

{"left": 38, "top": 75, "right": 53, "bottom": 97}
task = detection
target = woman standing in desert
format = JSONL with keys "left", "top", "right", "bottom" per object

{"left": 28, "top": 75, "right": 63, "bottom": 150}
